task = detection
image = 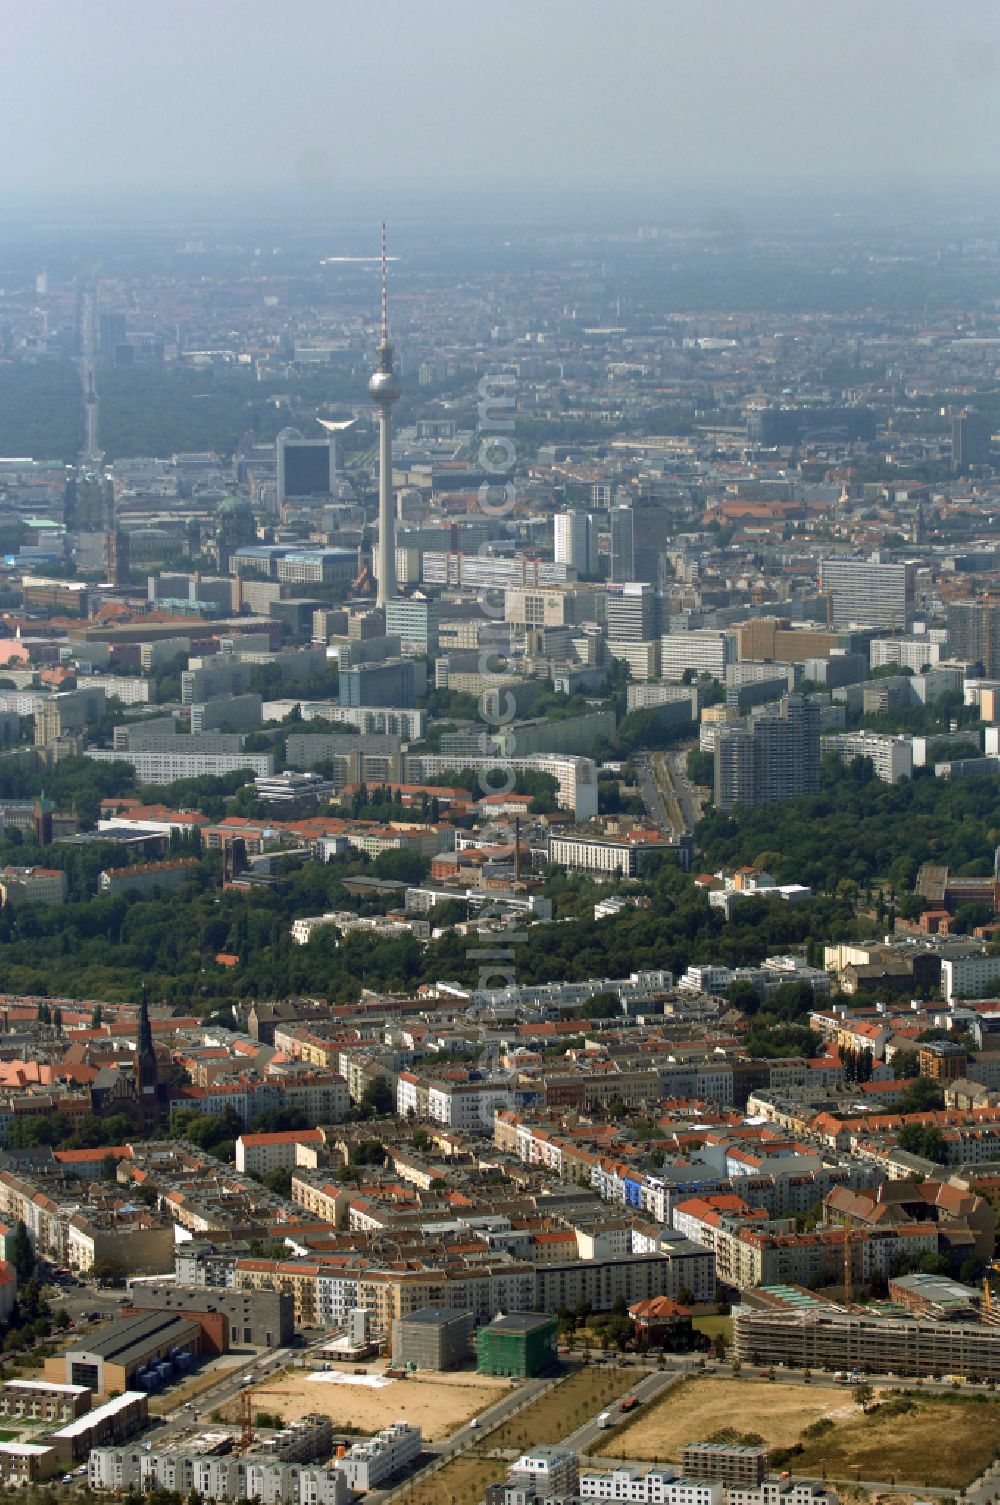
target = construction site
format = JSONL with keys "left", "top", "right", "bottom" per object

{"left": 229, "top": 1363, "right": 511, "bottom": 1443}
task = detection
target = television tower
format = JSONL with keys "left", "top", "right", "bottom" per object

{"left": 369, "top": 224, "right": 400, "bottom": 607}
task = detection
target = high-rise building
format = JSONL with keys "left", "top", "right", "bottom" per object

{"left": 99, "top": 312, "right": 126, "bottom": 358}
{"left": 749, "top": 406, "right": 876, "bottom": 446}
{"left": 554, "top": 511, "right": 596, "bottom": 575}
{"left": 605, "top": 582, "right": 659, "bottom": 642}
{"left": 384, "top": 599, "right": 439, "bottom": 655}
{"left": 276, "top": 429, "right": 338, "bottom": 506}
{"left": 947, "top": 598, "right": 1000, "bottom": 674}
{"left": 340, "top": 659, "right": 415, "bottom": 709}
{"left": 715, "top": 722, "right": 757, "bottom": 810}
{"left": 952, "top": 410, "right": 991, "bottom": 473}
{"left": 106, "top": 530, "right": 129, "bottom": 588}
{"left": 820, "top": 556, "right": 913, "bottom": 631}
{"left": 715, "top": 694, "right": 820, "bottom": 811}
{"left": 370, "top": 225, "right": 401, "bottom": 608}
{"left": 609, "top": 505, "right": 635, "bottom": 582}
{"left": 660, "top": 629, "right": 736, "bottom": 681}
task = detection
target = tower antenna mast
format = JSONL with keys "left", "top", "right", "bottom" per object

{"left": 369, "top": 224, "right": 401, "bottom": 609}
{"left": 380, "top": 222, "right": 388, "bottom": 345}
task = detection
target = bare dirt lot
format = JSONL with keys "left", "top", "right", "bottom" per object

{"left": 598, "top": 1376, "right": 856, "bottom": 1460}
{"left": 599, "top": 1378, "right": 1000, "bottom": 1490}
{"left": 226, "top": 1366, "right": 513, "bottom": 1442}
{"left": 795, "top": 1389, "right": 1000, "bottom": 1490}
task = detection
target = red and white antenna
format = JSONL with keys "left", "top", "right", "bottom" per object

{"left": 380, "top": 222, "right": 388, "bottom": 345}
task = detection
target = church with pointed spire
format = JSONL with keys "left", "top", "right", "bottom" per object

{"left": 133, "top": 987, "right": 170, "bottom": 1135}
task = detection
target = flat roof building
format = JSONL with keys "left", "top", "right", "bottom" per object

{"left": 682, "top": 1443, "right": 768, "bottom": 1486}
{"left": 48, "top": 1311, "right": 202, "bottom": 1398}
{"left": 476, "top": 1312, "right": 558, "bottom": 1378}
{"left": 392, "top": 1306, "right": 474, "bottom": 1371}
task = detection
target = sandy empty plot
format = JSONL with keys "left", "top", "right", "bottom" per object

{"left": 797, "top": 1393, "right": 1000, "bottom": 1490}
{"left": 602, "top": 1377, "right": 853, "bottom": 1459}
{"left": 233, "top": 1366, "right": 512, "bottom": 1442}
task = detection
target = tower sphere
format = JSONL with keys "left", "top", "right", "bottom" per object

{"left": 369, "top": 367, "right": 401, "bottom": 404}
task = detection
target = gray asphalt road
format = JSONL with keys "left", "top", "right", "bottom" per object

{"left": 638, "top": 757, "right": 672, "bottom": 832}
{"left": 666, "top": 749, "right": 703, "bottom": 831}
{"left": 561, "top": 1366, "right": 679, "bottom": 1454}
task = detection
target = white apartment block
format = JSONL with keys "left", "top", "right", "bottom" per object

{"left": 396, "top": 1072, "right": 428, "bottom": 1119}
{"left": 727, "top": 1485, "right": 837, "bottom": 1505}
{"left": 423, "top": 552, "right": 574, "bottom": 589}
{"left": 316, "top": 1272, "right": 362, "bottom": 1327}
{"left": 408, "top": 752, "right": 599, "bottom": 820}
{"left": 627, "top": 683, "right": 698, "bottom": 712}
{"left": 0, "top": 867, "right": 67, "bottom": 907}
{"left": 941, "top": 953, "right": 1000, "bottom": 1002}
{"left": 86, "top": 748, "right": 274, "bottom": 780}
{"left": 548, "top": 832, "right": 674, "bottom": 878}
{"left": 338, "top": 1423, "right": 421, "bottom": 1492}
{"left": 554, "top": 510, "right": 597, "bottom": 574}
{"left": 870, "top": 637, "right": 941, "bottom": 672}
{"left": 512, "top": 1447, "right": 579, "bottom": 1499}
{"left": 427, "top": 1080, "right": 513, "bottom": 1133}
{"left": 677, "top": 964, "right": 735, "bottom": 995}
{"left": 820, "top": 557, "right": 913, "bottom": 631}
{"left": 821, "top": 732, "right": 913, "bottom": 782}
{"left": 580, "top": 1471, "right": 723, "bottom": 1505}
{"left": 89, "top": 1449, "right": 349, "bottom": 1505}
{"left": 235, "top": 1130, "right": 325, "bottom": 1176}
{"left": 83, "top": 676, "right": 152, "bottom": 705}
{"left": 608, "top": 640, "right": 660, "bottom": 681}
{"left": 659, "top": 630, "right": 735, "bottom": 682}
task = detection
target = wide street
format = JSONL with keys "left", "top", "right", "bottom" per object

{"left": 637, "top": 754, "right": 673, "bottom": 832}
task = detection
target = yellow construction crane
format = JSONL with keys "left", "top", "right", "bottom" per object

{"left": 239, "top": 1385, "right": 290, "bottom": 1452}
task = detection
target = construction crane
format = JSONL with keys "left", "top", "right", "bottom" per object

{"left": 239, "top": 1385, "right": 291, "bottom": 1452}
{"left": 842, "top": 1213, "right": 863, "bottom": 1308}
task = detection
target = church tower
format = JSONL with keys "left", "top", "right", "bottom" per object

{"left": 134, "top": 988, "right": 167, "bottom": 1134}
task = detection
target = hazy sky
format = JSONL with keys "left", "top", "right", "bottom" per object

{"left": 6, "top": 0, "right": 1000, "bottom": 209}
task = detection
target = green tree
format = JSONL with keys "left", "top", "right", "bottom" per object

{"left": 360, "top": 1078, "right": 393, "bottom": 1116}
{"left": 10, "top": 1221, "right": 34, "bottom": 1281}
{"left": 262, "top": 1167, "right": 292, "bottom": 1197}
{"left": 580, "top": 991, "right": 620, "bottom": 1019}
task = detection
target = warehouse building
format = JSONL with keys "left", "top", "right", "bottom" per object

{"left": 47, "top": 1312, "right": 203, "bottom": 1398}
{"left": 125, "top": 1282, "right": 294, "bottom": 1350}
{"left": 392, "top": 1307, "right": 475, "bottom": 1371}
{"left": 476, "top": 1312, "right": 558, "bottom": 1378}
